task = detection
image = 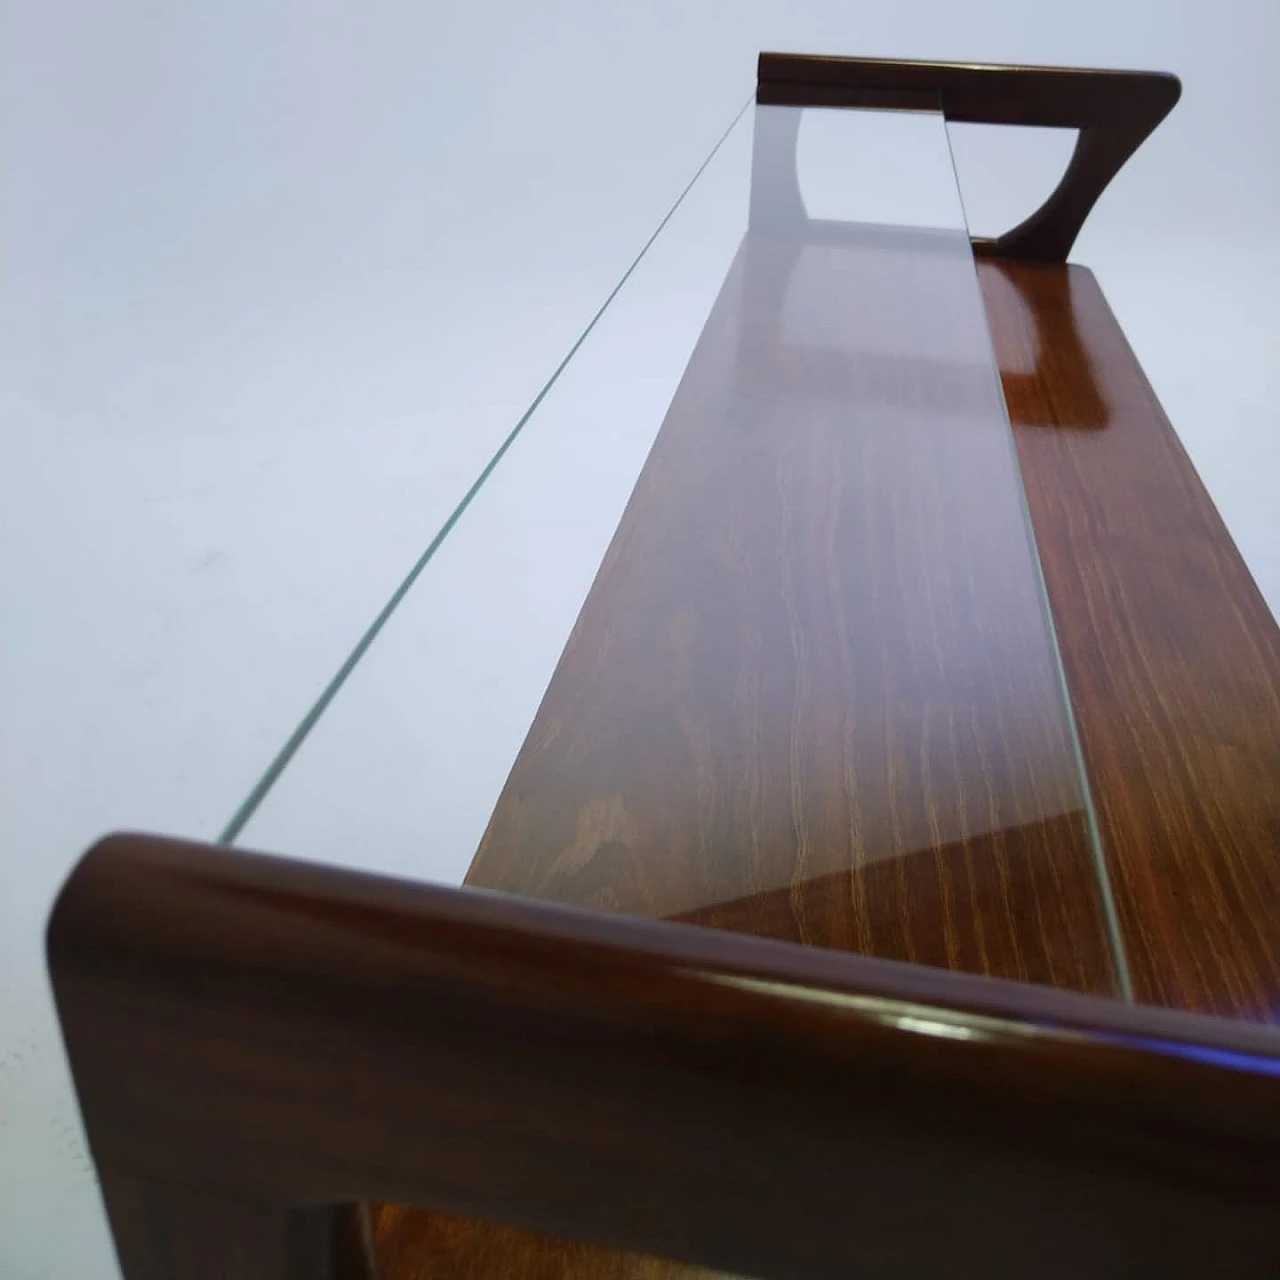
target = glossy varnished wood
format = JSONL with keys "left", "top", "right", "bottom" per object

{"left": 373, "top": 258, "right": 1280, "bottom": 1280}
{"left": 48, "top": 836, "right": 1280, "bottom": 1279}
{"left": 467, "top": 229, "right": 1121, "bottom": 994}
{"left": 373, "top": 1206, "right": 721, "bottom": 1280}
{"left": 983, "top": 261, "right": 1280, "bottom": 1019}
{"left": 757, "top": 53, "right": 1180, "bottom": 262}
{"left": 48, "top": 55, "right": 1280, "bottom": 1280}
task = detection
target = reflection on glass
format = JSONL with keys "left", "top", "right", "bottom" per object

{"left": 239, "top": 106, "right": 1124, "bottom": 993}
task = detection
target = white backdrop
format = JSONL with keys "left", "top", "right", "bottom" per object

{"left": 2, "top": 2, "right": 1277, "bottom": 1276}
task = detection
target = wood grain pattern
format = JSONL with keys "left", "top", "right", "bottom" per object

{"left": 48, "top": 72, "right": 1280, "bottom": 1278}
{"left": 48, "top": 835, "right": 1280, "bottom": 1280}
{"left": 374, "top": 1206, "right": 725, "bottom": 1280}
{"left": 983, "top": 260, "right": 1280, "bottom": 1021}
{"left": 465, "top": 227, "right": 1122, "bottom": 996}
{"left": 376, "top": 255, "right": 1280, "bottom": 1280}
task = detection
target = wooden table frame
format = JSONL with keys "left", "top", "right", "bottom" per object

{"left": 48, "top": 55, "right": 1280, "bottom": 1280}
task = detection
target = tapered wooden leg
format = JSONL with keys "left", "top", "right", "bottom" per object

{"left": 99, "top": 1171, "right": 375, "bottom": 1280}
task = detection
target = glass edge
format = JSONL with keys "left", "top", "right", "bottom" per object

{"left": 217, "top": 95, "right": 753, "bottom": 847}
{"left": 940, "top": 118, "right": 1135, "bottom": 1002}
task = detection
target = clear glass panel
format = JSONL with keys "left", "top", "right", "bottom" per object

{"left": 235, "top": 105, "right": 1124, "bottom": 992}
{"left": 230, "top": 109, "right": 757, "bottom": 881}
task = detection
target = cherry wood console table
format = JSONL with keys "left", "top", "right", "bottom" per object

{"left": 49, "top": 54, "right": 1280, "bottom": 1279}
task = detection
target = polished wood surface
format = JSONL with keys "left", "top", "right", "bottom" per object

{"left": 48, "top": 835, "right": 1280, "bottom": 1280}
{"left": 48, "top": 56, "right": 1280, "bottom": 1280}
{"left": 374, "top": 1206, "right": 722, "bottom": 1280}
{"left": 466, "top": 227, "right": 1122, "bottom": 994}
{"left": 389, "top": 256, "right": 1280, "bottom": 1280}
{"left": 57, "top": 221, "right": 1280, "bottom": 1280}
{"left": 756, "top": 53, "right": 1180, "bottom": 262}
{"left": 985, "top": 261, "right": 1280, "bottom": 1021}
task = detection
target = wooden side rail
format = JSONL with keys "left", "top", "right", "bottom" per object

{"left": 756, "top": 53, "right": 1181, "bottom": 261}
{"left": 49, "top": 834, "right": 1280, "bottom": 1279}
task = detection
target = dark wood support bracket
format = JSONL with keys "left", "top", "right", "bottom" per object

{"left": 757, "top": 53, "right": 1181, "bottom": 261}
{"left": 49, "top": 835, "right": 1280, "bottom": 1279}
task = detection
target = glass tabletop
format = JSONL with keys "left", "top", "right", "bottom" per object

{"left": 230, "top": 102, "right": 1128, "bottom": 997}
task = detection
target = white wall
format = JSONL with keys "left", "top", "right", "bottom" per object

{"left": 2, "top": 3, "right": 1276, "bottom": 1276}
